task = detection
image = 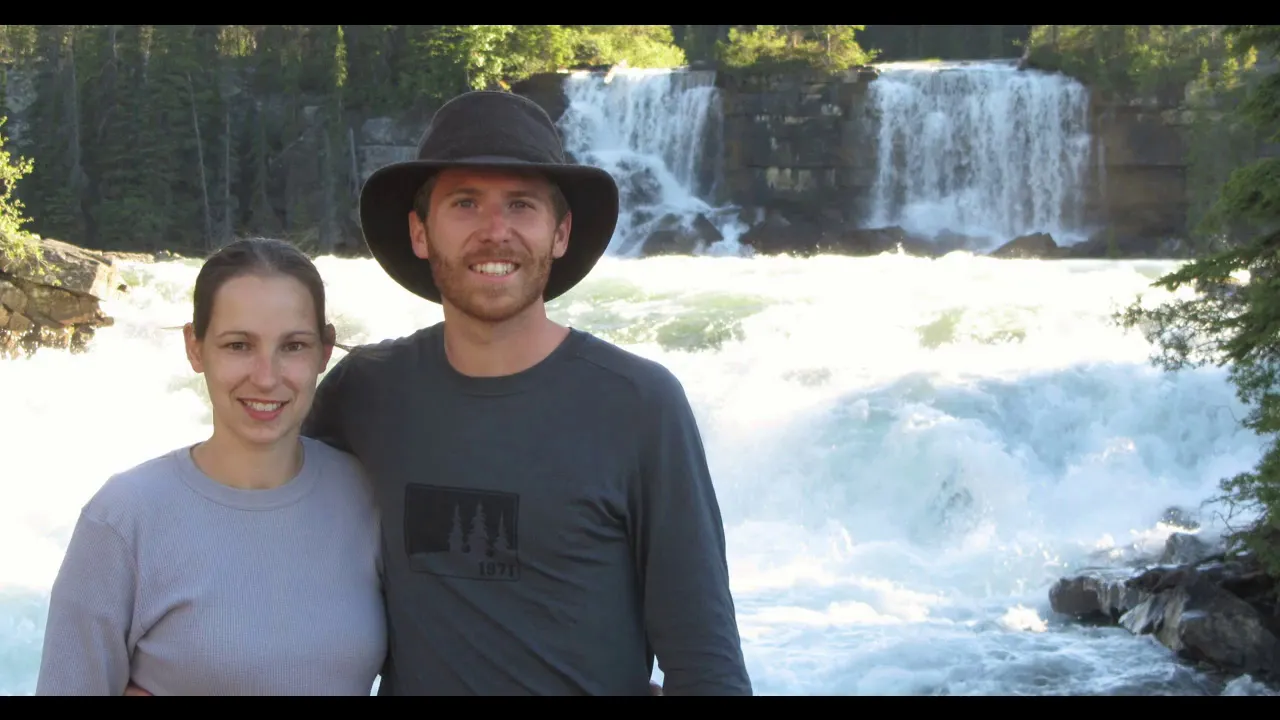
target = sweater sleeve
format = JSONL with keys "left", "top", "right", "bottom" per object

{"left": 634, "top": 369, "right": 753, "bottom": 696}
{"left": 35, "top": 511, "right": 137, "bottom": 696}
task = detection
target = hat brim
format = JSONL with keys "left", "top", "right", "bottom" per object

{"left": 358, "top": 155, "right": 619, "bottom": 304}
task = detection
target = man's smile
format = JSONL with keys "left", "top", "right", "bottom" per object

{"left": 470, "top": 261, "right": 519, "bottom": 277}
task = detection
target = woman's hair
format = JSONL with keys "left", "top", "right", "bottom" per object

{"left": 190, "top": 237, "right": 329, "bottom": 342}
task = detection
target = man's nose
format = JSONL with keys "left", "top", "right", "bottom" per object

{"left": 478, "top": 202, "right": 514, "bottom": 240}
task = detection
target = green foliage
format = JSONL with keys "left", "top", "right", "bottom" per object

{"left": 669, "top": 25, "right": 727, "bottom": 65}
{"left": 1025, "top": 25, "right": 1234, "bottom": 96}
{"left": 667, "top": 26, "right": 1029, "bottom": 66}
{"left": 1116, "top": 25, "right": 1280, "bottom": 576}
{"left": 0, "top": 25, "right": 37, "bottom": 64}
{"left": 716, "top": 25, "right": 878, "bottom": 74}
{"left": 859, "top": 25, "right": 1029, "bottom": 62}
{"left": 563, "top": 25, "right": 687, "bottom": 69}
{"left": 1183, "top": 44, "right": 1265, "bottom": 251}
{"left": 0, "top": 114, "right": 42, "bottom": 270}
{"left": 491, "top": 25, "right": 575, "bottom": 86}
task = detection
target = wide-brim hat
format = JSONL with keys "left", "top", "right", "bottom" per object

{"left": 358, "top": 90, "right": 620, "bottom": 304}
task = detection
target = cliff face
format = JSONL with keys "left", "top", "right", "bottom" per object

{"left": 1090, "top": 97, "right": 1193, "bottom": 250}
{"left": 713, "top": 69, "right": 1198, "bottom": 256}
{"left": 513, "top": 66, "right": 1205, "bottom": 257}
{"left": 715, "top": 68, "right": 882, "bottom": 228}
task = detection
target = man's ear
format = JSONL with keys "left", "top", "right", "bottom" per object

{"left": 409, "top": 211, "right": 430, "bottom": 260}
{"left": 552, "top": 210, "right": 572, "bottom": 260}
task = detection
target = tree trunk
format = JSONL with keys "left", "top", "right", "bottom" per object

{"left": 64, "top": 26, "right": 90, "bottom": 244}
{"left": 186, "top": 72, "right": 213, "bottom": 251}
{"left": 321, "top": 124, "right": 335, "bottom": 253}
{"left": 223, "top": 108, "right": 231, "bottom": 245}
{"left": 95, "top": 24, "right": 120, "bottom": 143}
{"left": 348, "top": 125, "right": 359, "bottom": 197}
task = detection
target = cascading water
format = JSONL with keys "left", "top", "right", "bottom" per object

{"left": 557, "top": 68, "right": 747, "bottom": 257}
{"left": 864, "top": 60, "right": 1094, "bottom": 249}
{"left": 3, "top": 252, "right": 1278, "bottom": 696}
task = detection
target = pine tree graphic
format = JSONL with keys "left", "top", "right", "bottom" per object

{"left": 493, "top": 514, "right": 512, "bottom": 556}
{"left": 467, "top": 502, "right": 491, "bottom": 559}
{"left": 448, "top": 504, "right": 465, "bottom": 554}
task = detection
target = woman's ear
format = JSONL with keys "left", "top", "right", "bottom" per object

{"left": 183, "top": 323, "right": 204, "bottom": 373}
{"left": 322, "top": 322, "right": 337, "bottom": 365}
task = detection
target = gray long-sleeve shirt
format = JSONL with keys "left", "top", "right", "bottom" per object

{"left": 302, "top": 322, "right": 752, "bottom": 695}
{"left": 35, "top": 437, "right": 387, "bottom": 696}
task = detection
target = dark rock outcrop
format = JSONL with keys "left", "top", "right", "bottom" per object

{"left": 509, "top": 72, "right": 571, "bottom": 123}
{"left": 638, "top": 213, "right": 724, "bottom": 256}
{"left": 1050, "top": 531, "right": 1280, "bottom": 683}
{"left": 1049, "top": 567, "right": 1147, "bottom": 623}
{"left": 1120, "top": 565, "right": 1279, "bottom": 678}
{"left": 736, "top": 211, "right": 1010, "bottom": 259}
{"left": 991, "top": 233, "right": 1061, "bottom": 259}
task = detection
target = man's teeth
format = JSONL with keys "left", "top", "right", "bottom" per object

{"left": 244, "top": 401, "right": 283, "bottom": 412}
{"left": 472, "top": 262, "right": 516, "bottom": 276}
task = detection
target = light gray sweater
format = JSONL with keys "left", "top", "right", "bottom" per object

{"left": 35, "top": 437, "right": 386, "bottom": 696}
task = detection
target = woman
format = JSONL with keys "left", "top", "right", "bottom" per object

{"left": 35, "top": 238, "right": 386, "bottom": 696}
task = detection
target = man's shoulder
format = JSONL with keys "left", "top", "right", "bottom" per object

{"left": 569, "top": 330, "right": 689, "bottom": 405}
{"left": 332, "top": 324, "right": 441, "bottom": 378}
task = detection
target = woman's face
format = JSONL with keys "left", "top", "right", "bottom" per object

{"left": 185, "top": 272, "right": 333, "bottom": 449}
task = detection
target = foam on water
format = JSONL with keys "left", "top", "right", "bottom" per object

{"left": 1, "top": 250, "right": 1275, "bottom": 695}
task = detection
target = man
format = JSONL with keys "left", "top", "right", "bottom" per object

{"left": 300, "top": 90, "right": 753, "bottom": 696}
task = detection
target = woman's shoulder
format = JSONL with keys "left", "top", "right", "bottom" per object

{"left": 302, "top": 436, "right": 363, "bottom": 475}
{"left": 78, "top": 447, "right": 190, "bottom": 537}
{"left": 302, "top": 437, "right": 375, "bottom": 499}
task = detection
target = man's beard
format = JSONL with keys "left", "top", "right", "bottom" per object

{"left": 427, "top": 237, "right": 555, "bottom": 323}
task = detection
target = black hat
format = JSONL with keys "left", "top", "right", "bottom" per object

{"left": 358, "top": 90, "right": 620, "bottom": 304}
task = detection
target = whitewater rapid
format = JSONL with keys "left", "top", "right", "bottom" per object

{"left": 1, "top": 251, "right": 1276, "bottom": 695}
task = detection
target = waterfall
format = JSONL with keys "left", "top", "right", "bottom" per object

{"left": 864, "top": 60, "right": 1094, "bottom": 248}
{"left": 557, "top": 68, "right": 747, "bottom": 257}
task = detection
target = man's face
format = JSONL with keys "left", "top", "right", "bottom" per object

{"left": 407, "top": 168, "right": 571, "bottom": 324}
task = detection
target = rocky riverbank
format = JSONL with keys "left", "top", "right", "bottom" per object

{"left": 731, "top": 214, "right": 1184, "bottom": 260}
{"left": 0, "top": 235, "right": 161, "bottom": 358}
{"left": 1049, "top": 516, "right": 1280, "bottom": 686}
{"left": 625, "top": 204, "right": 1187, "bottom": 260}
